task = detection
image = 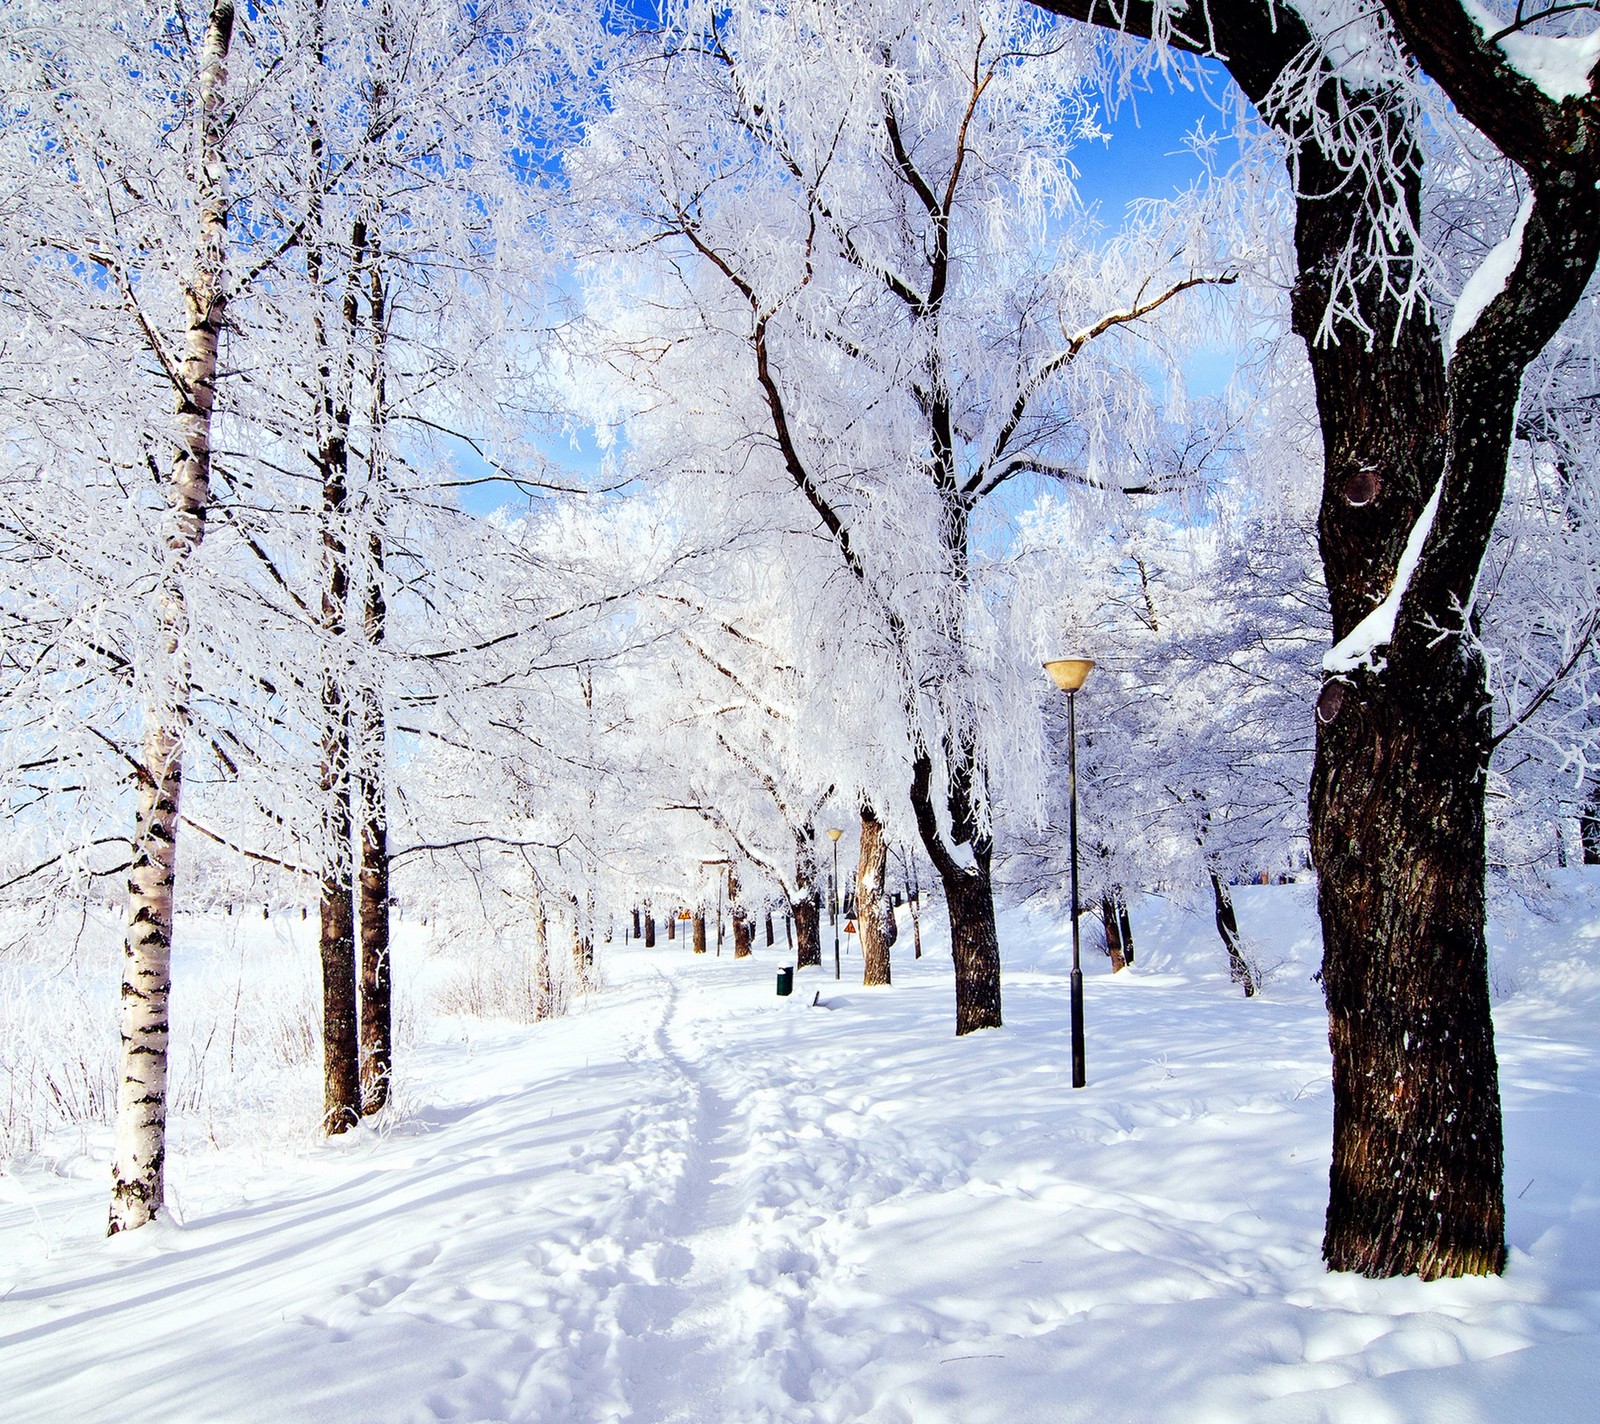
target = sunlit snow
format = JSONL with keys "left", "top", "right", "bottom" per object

{"left": 4, "top": 881, "right": 1599, "bottom": 1423}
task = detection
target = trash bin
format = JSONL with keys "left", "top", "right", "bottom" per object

{"left": 776, "top": 966, "right": 794, "bottom": 997}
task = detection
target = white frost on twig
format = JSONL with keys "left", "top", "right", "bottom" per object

{"left": 1323, "top": 478, "right": 1443, "bottom": 674}
{"left": 1461, "top": 0, "right": 1600, "bottom": 103}
{"left": 1447, "top": 193, "right": 1534, "bottom": 361}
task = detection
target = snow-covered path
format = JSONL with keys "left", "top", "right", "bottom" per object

{"left": 4, "top": 886, "right": 1600, "bottom": 1422}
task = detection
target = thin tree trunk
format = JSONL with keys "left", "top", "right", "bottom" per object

{"left": 1101, "top": 895, "right": 1127, "bottom": 973}
{"left": 357, "top": 233, "right": 390, "bottom": 1118}
{"left": 1209, "top": 873, "right": 1255, "bottom": 997}
{"left": 309, "top": 16, "right": 361, "bottom": 1136}
{"left": 856, "top": 804, "right": 895, "bottom": 986}
{"left": 110, "top": 0, "right": 235, "bottom": 1236}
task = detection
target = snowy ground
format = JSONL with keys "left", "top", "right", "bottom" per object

{"left": 3, "top": 879, "right": 1599, "bottom": 1423}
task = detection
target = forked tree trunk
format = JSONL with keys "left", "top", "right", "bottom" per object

{"left": 910, "top": 747, "right": 1001, "bottom": 1033}
{"left": 110, "top": 0, "right": 235, "bottom": 1236}
{"left": 856, "top": 805, "right": 896, "bottom": 986}
{"left": 1100, "top": 896, "right": 1127, "bottom": 973}
{"left": 1209, "top": 873, "right": 1255, "bottom": 997}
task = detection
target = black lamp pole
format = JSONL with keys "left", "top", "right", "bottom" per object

{"left": 1067, "top": 687, "right": 1086, "bottom": 1088}
{"left": 1044, "top": 658, "right": 1094, "bottom": 1089}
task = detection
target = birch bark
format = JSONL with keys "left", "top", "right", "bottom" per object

{"left": 110, "top": 0, "right": 236, "bottom": 1236}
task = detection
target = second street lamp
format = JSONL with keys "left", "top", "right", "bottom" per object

{"left": 1044, "top": 657, "right": 1095, "bottom": 1089}
{"left": 825, "top": 828, "right": 844, "bottom": 980}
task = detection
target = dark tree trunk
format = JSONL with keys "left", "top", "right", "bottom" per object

{"left": 1208, "top": 873, "right": 1255, "bottom": 997}
{"left": 1582, "top": 797, "right": 1600, "bottom": 865}
{"left": 1100, "top": 895, "right": 1127, "bottom": 973}
{"left": 856, "top": 804, "right": 895, "bottom": 986}
{"left": 1312, "top": 648, "right": 1502, "bottom": 1277}
{"left": 729, "top": 869, "right": 752, "bottom": 958}
{"left": 667, "top": 912, "right": 675, "bottom": 942}
{"left": 692, "top": 909, "right": 707, "bottom": 955}
{"left": 1117, "top": 895, "right": 1134, "bottom": 966}
{"left": 356, "top": 234, "right": 391, "bottom": 1119}
{"left": 632, "top": 906, "right": 642, "bottom": 939}
{"left": 357, "top": 763, "right": 389, "bottom": 1115}
{"left": 793, "top": 823, "right": 822, "bottom": 968}
{"left": 1031, "top": 0, "right": 1526, "bottom": 1280}
{"left": 765, "top": 909, "right": 774, "bottom": 946}
{"left": 910, "top": 748, "right": 1001, "bottom": 1033}
{"left": 310, "top": 190, "right": 363, "bottom": 1139}
{"left": 644, "top": 901, "right": 656, "bottom": 948}
{"left": 794, "top": 895, "right": 821, "bottom": 969}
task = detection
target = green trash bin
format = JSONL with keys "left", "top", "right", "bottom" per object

{"left": 776, "top": 966, "right": 794, "bottom": 997}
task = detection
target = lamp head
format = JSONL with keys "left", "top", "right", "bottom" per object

{"left": 1043, "top": 657, "right": 1095, "bottom": 693}
{"left": 825, "top": 828, "right": 844, "bottom": 842}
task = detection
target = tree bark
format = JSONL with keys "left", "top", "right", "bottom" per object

{"left": 1031, "top": 0, "right": 1520, "bottom": 1280}
{"left": 644, "top": 901, "right": 656, "bottom": 947}
{"left": 309, "top": 74, "right": 362, "bottom": 1135}
{"left": 729, "top": 868, "right": 753, "bottom": 958}
{"left": 1117, "top": 895, "right": 1134, "bottom": 967}
{"left": 793, "top": 823, "right": 822, "bottom": 968}
{"left": 356, "top": 233, "right": 390, "bottom": 1118}
{"left": 692, "top": 908, "right": 707, "bottom": 954}
{"left": 1100, "top": 895, "right": 1127, "bottom": 973}
{"left": 856, "top": 804, "right": 896, "bottom": 986}
{"left": 110, "top": 0, "right": 235, "bottom": 1236}
{"left": 910, "top": 748, "right": 1001, "bottom": 1033}
{"left": 1209, "top": 873, "right": 1255, "bottom": 996}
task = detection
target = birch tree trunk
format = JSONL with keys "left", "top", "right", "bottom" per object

{"left": 110, "top": 0, "right": 236, "bottom": 1237}
{"left": 856, "top": 804, "right": 895, "bottom": 986}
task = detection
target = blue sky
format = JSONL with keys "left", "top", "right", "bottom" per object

{"left": 452, "top": 36, "right": 1237, "bottom": 517}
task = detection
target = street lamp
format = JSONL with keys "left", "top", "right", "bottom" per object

{"left": 1044, "top": 657, "right": 1095, "bottom": 1089}
{"left": 825, "top": 828, "right": 844, "bottom": 981}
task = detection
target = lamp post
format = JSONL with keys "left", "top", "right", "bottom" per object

{"left": 825, "top": 828, "right": 844, "bottom": 981}
{"left": 1044, "top": 658, "right": 1095, "bottom": 1089}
